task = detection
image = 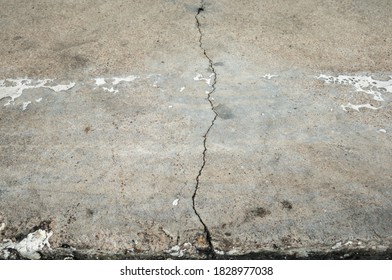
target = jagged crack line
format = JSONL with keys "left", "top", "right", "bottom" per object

{"left": 192, "top": 1, "right": 218, "bottom": 259}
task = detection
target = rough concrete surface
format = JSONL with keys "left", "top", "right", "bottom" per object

{"left": 0, "top": 0, "right": 391, "bottom": 259}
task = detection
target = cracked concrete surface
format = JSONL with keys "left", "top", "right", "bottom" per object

{"left": 191, "top": 0, "right": 218, "bottom": 259}
{"left": 1, "top": 0, "right": 391, "bottom": 259}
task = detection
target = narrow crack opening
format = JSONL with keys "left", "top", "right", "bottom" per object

{"left": 192, "top": 0, "right": 218, "bottom": 259}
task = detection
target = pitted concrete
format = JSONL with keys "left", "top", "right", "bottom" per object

{"left": 0, "top": 0, "right": 391, "bottom": 259}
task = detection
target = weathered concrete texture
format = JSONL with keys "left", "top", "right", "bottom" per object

{"left": 195, "top": 0, "right": 392, "bottom": 256}
{"left": 1, "top": 0, "right": 391, "bottom": 259}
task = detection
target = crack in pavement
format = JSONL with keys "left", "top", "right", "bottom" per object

{"left": 192, "top": 0, "right": 218, "bottom": 259}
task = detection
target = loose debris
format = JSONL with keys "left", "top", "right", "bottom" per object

{"left": 0, "top": 228, "right": 53, "bottom": 260}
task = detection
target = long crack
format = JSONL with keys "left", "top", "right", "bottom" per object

{"left": 192, "top": 1, "right": 218, "bottom": 259}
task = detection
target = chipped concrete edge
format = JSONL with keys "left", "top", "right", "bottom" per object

{"left": 0, "top": 229, "right": 53, "bottom": 260}
{"left": 1, "top": 235, "right": 390, "bottom": 260}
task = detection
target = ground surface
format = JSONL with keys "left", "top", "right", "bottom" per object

{"left": 0, "top": 0, "right": 391, "bottom": 259}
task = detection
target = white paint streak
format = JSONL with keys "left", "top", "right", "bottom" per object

{"left": 262, "top": 74, "right": 278, "bottom": 80}
{"left": 180, "top": 87, "right": 185, "bottom": 92}
{"left": 0, "top": 75, "right": 140, "bottom": 107}
{"left": 94, "top": 75, "right": 139, "bottom": 94}
{"left": 0, "top": 78, "right": 75, "bottom": 106}
{"left": 0, "top": 74, "right": 144, "bottom": 107}
{"left": 0, "top": 229, "right": 52, "bottom": 260}
{"left": 379, "top": 129, "right": 387, "bottom": 133}
{"left": 48, "top": 83, "right": 76, "bottom": 92}
{"left": 341, "top": 103, "right": 378, "bottom": 111}
{"left": 112, "top": 75, "right": 139, "bottom": 85}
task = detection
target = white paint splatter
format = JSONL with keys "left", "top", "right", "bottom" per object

{"left": 341, "top": 103, "right": 378, "bottom": 111}
{"left": 180, "top": 87, "right": 185, "bottom": 92}
{"left": 102, "top": 87, "right": 119, "bottom": 94}
{"left": 379, "top": 129, "right": 387, "bottom": 133}
{"left": 93, "top": 75, "right": 139, "bottom": 86}
{"left": 94, "top": 75, "right": 139, "bottom": 94}
{"left": 22, "top": 101, "right": 31, "bottom": 111}
{"left": 318, "top": 74, "right": 392, "bottom": 102}
{"left": 172, "top": 198, "right": 179, "bottom": 206}
{"left": 318, "top": 74, "right": 392, "bottom": 111}
{"left": 0, "top": 229, "right": 52, "bottom": 260}
{"left": 262, "top": 74, "right": 278, "bottom": 80}
{"left": 0, "top": 78, "right": 75, "bottom": 106}
{"left": 94, "top": 78, "right": 106, "bottom": 86}
{"left": 0, "top": 74, "right": 142, "bottom": 107}
{"left": 194, "top": 73, "right": 213, "bottom": 85}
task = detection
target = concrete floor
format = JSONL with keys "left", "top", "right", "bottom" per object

{"left": 0, "top": 0, "right": 391, "bottom": 259}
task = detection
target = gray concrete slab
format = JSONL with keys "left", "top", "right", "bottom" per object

{"left": 0, "top": 0, "right": 391, "bottom": 259}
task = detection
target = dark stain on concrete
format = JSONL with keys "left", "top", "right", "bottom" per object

{"left": 215, "top": 104, "right": 234, "bottom": 119}
{"left": 248, "top": 207, "right": 271, "bottom": 219}
{"left": 281, "top": 200, "right": 293, "bottom": 210}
